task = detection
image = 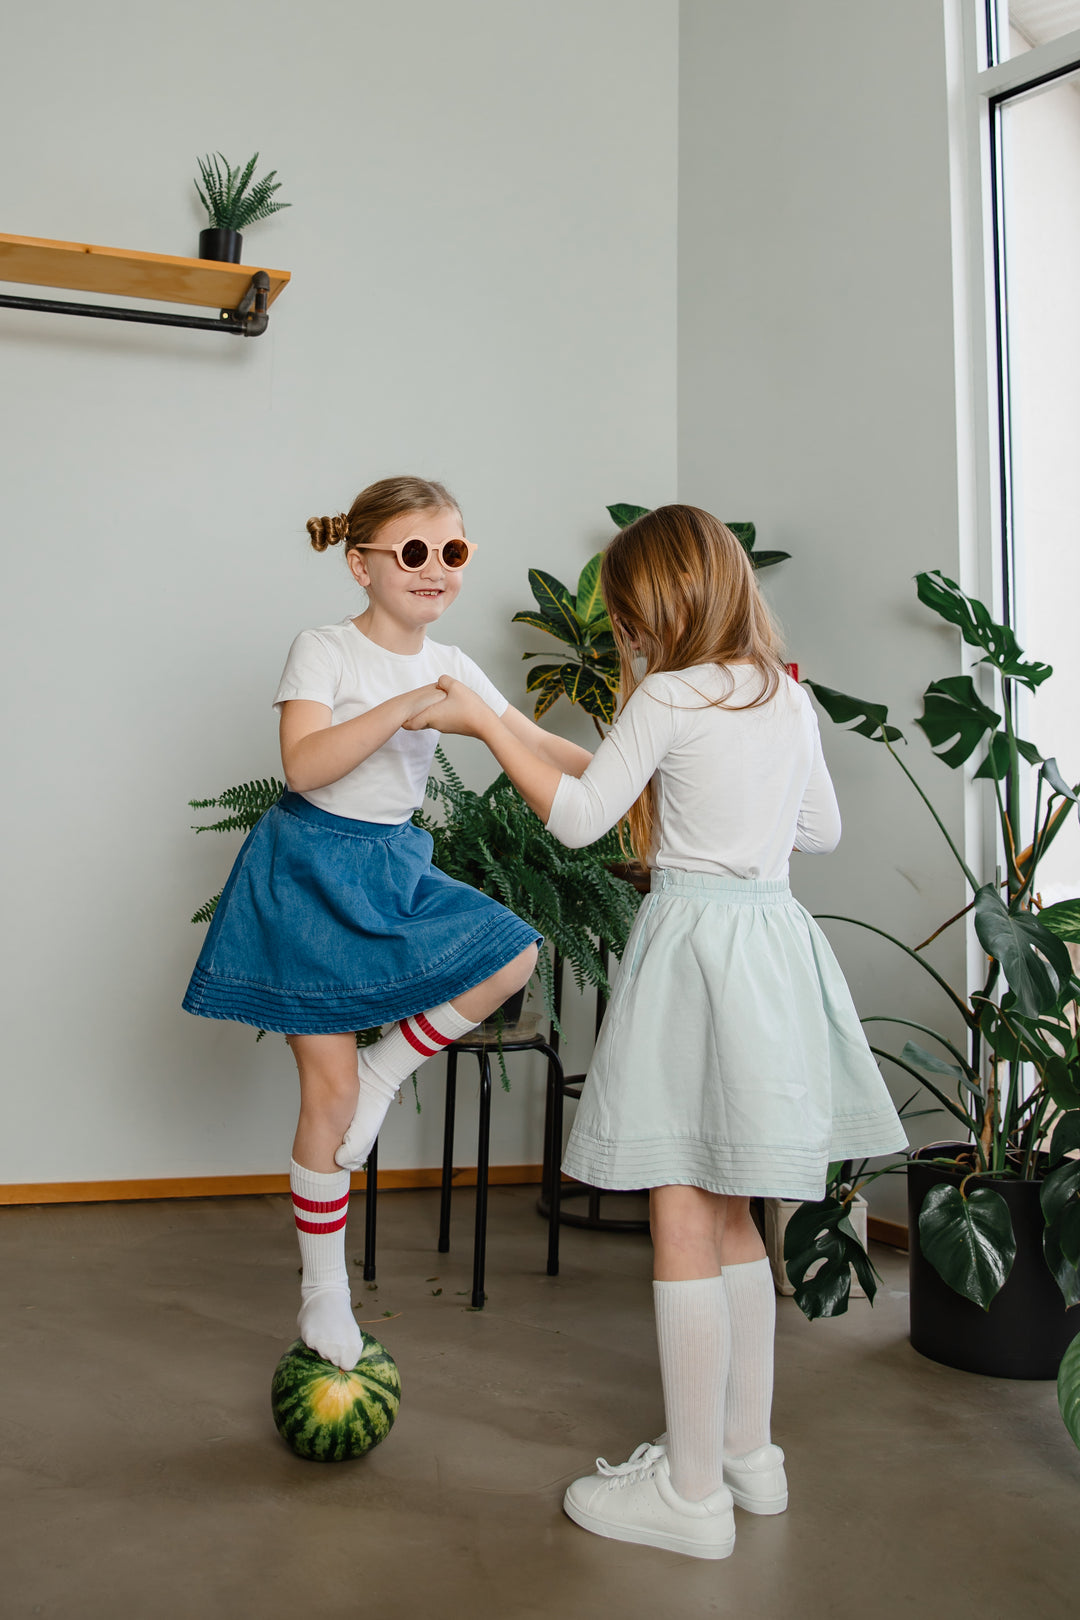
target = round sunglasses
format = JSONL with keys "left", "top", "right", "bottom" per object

{"left": 353, "top": 537, "right": 476, "bottom": 572}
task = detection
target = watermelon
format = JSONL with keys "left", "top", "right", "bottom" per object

{"left": 271, "top": 1336, "right": 401, "bottom": 1462}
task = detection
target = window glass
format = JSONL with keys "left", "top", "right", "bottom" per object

{"left": 998, "top": 68, "right": 1080, "bottom": 899}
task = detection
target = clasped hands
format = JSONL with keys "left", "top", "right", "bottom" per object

{"left": 401, "top": 675, "right": 495, "bottom": 739}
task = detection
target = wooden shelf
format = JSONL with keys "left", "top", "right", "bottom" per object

{"left": 0, "top": 231, "right": 289, "bottom": 311}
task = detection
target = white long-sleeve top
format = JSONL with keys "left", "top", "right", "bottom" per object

{"left": 545, "top": 664, "right": 841, "bottom": 878}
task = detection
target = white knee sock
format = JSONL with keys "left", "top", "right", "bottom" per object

{"left": 653, "top": 1276, "right": 730, "bottom": 1502}
{"left": 291, "top": 1159, "right": 364, "bottom": 1371}
{"left": 722, "top": 1257, "right": 776, "bottom": 1457}
{"left": 335, "top": 1001, "right": 478, "bottom": 1170}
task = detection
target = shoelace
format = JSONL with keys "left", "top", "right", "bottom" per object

{"left": 595, "top": 1442, "right": 663, "bottom": 1490}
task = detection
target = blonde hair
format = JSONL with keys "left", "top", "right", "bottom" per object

{"left": 600, "top": 504, "right": 787, "bottom": 862}
{"left": 306, "top": 475, "right": 459, "bottom": 554}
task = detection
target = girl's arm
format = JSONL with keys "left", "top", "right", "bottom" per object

{"left": 498, "top": 706, "right": 593, "bottom": 777}
{"left": 793, "top": 720, "right": 842, "bottom": 853}
{"left": 409, "top": 676, "right": 675, "bottom": 842}
{"left": 403, "top": 685, "right": 563, "bottom": 819}
{"left": 280, "top": 686, "right": 446, "bottom": 793}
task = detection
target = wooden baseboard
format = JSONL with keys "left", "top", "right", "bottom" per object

{"left": 868, "top": 1214, "right": 908, "bottom": 1251}
{"left": 0, "top": 1179, "right": 914, "bottom": 1244}
{"left": 0, "top": 1164, "right": 548, "bottom": 1207}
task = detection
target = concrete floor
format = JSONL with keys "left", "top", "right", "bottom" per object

{"left": 1, "top": 1187, "right": 1076, "bottom": 1620}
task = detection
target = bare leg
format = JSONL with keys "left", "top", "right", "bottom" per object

{"left": 650, "top": 1186, "right": 763, "bottom": 1281}
{"left": 336, "top": 944, "right": 539, "bottom": 1170}
{"left": 447, "top": 943, "right": 538, "bottom": 1024}
{"left": 290, "top": 1032, "right": 360, "bottom": 1171}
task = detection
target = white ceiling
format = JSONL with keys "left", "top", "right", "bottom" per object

{"left": 1010, "top": 0, "right": 1080, "bottom": 46}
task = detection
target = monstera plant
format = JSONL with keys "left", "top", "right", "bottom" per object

{"left": 513, "top": 503, "right": 789, "bottom": 732}
{"left": 785, "top": 570, "right": 1080, "bottom": 1447}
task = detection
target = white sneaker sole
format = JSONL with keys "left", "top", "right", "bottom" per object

{"left": 562, "top": 1494, "right": 736, "bottom": 1560}
{"left": 727, "top": 1480, "right": 788, "bottom": 1515}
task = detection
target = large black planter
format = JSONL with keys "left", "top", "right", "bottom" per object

{"left": 198, "top": 228, "right": 243, "bottom": 263}
{"left": 908, "top": 1142, "right": 1080, "bottom": 1379}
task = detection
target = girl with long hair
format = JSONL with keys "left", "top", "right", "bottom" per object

{"left": 409, "top": 503, "right": 906, "bottom": 1559}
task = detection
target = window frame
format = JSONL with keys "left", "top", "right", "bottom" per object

{"left": 945, "top": 4, "right": 1080, "bottom": 973}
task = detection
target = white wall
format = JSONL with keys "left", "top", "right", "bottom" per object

{"left": 0, "top": 0, "right": 679, "bottom": 1184}
{"left": 2, "top": 1, "right": 986, "bottom": 1224}
{"left": 677, "top": 1, "right": 969, "bottom": 1219}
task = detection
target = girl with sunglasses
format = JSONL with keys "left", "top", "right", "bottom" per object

{"left": 183, "top": 475, "right": 590, "bottom": 1372}
{"left": 411, "top": 504, "right": 906, "bottom": 1560}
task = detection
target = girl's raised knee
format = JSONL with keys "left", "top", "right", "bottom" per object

{"left": 489, "top": 943, "right": 538, "bottom": 998}
{"left": 512, "top": 942, "right": 539, "bottom": 987}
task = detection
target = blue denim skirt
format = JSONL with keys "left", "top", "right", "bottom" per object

{"left": 182, "top": 792, "right": 541, "bottom": 1034}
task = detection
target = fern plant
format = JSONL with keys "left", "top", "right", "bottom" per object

{"left": 195, "top": 152, "right": 290, "bottom": 231}
{"left": 414, "top": 748, "right": 641, "bottom": 1020}
{"left": 189, "top": 777, "right": 285, "bottom": 922}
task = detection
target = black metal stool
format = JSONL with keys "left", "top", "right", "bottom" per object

{"left": 360, "top": 1019, "right": 567, "bottom": 1308}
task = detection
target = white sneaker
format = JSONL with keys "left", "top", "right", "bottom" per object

{"left": 723, "top": 1443, "right": 788, "bottom": 1514}
{"left": 563, "top": 1443, "right": 736, "bottom": 1559}
{"left": 652, "top": 1433, "right": 788, "bottom": 1515}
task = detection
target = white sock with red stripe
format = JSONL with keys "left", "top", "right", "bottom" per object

{"left": 290, "top": 1159, "right": 364, "bottom": 1371}
{"left": 335, "top": 1001, "right": 478, "bottom": 1171}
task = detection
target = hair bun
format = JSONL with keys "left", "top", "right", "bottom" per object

{"left": 306, "top": 512, "right": 350, "bottom": 552}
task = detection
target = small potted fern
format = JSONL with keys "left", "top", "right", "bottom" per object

{"left": 194, "top": 151, "right": 290, "bottom": 263}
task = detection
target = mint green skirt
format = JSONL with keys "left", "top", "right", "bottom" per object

{"left": 561, "top": 870, "right": 908, "bottom": 1201}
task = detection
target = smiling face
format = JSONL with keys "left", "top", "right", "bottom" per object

{"left": 346, "top": 506, "right": 466, "bottom": 645}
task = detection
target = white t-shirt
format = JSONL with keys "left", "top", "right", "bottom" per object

{"left": 546, "top": 665, "right": 841, "bottom": 879}
{"left": 273, "top": 618, "right": 508, "bottom": 823}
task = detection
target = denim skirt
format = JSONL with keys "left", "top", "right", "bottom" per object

{"left": 561, "top": 869, "right": 908, "bottom": 1201}
{"left": 182, "top": 792, "right": 541, "bottom": 1034}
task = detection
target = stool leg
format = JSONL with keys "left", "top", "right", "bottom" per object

{"left": 471, "top": 1050, "right": 492, "bottom": 1308}
{"left": 540, "top": 1061, "right": 554, "bottom": 1207}
{"left": 439, "top": 1047, "right": 458, "bottom": 1253}
{"left": 362, "top": 1136, "right": 378, "bottom": 1282}
{"left": 544, "top": 1046, "right": 563, "bottom": 1276}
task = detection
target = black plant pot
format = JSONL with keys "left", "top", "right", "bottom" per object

{"left": 198, "top": 228, "right": 243, "bottom": 264}
{"left": 908, "top": 1142, "right": 1080, "bottom": 1379}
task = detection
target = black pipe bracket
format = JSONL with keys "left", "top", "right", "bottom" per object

{"left": 0, "top": 270, "right": 272, "bottom": 338}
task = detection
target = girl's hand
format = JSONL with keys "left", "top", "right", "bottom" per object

{"left": 400, "top": 683, "right": 448, "bottom": 722}
{"left": 281, "top": 683, "right": 447, "bottom": 793}
{"left": 403, "top": 675, "right": 495, "bottom": 737}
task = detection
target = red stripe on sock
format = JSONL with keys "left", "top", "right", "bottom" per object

{"left": 290, "top": 1191, "right": 350, "bottom": 1214}
{"left": 414, "top": 1011, "right": 454, "bottom": 1048}
{"left": 294, "top": 1212, "right": 349, "bottom": 1235}
{"left": 401, "top": 1019, "right": 439, "bottom": 1057}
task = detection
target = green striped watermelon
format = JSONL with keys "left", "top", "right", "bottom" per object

{"left": 271, "top": 1336, "right": 401, "bottom": 1462}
